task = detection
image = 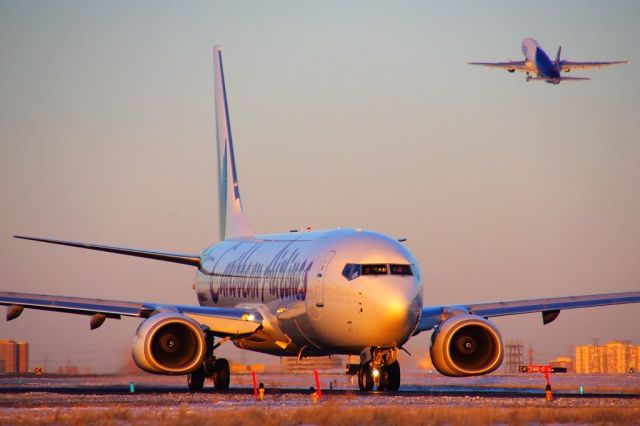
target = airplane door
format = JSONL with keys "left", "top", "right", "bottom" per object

{"left": 315, "top": 251, "right": 335, "bottom": 307}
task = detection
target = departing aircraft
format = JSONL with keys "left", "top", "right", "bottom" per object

{"left": 468, "top": 38, "right": 629, "bottom": 84}
{"left": 2, "top": 47, "right": 640, "bottom": 392}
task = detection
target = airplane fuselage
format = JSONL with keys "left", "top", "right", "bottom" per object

{"left": 522, "top": 38, "right": 560, "bottom": 80}
{"left": 195, "top": 228, "right": 423, "bottom": 357}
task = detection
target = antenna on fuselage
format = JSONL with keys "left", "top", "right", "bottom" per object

{"left": 213, "top": 46, "right": 254, "bottom": 241}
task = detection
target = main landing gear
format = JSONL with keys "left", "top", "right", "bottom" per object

{"left": 188, "top": 331, "right": 230, "bottom": 392}
{"left": 356, "top": 347, "right": 401, "bottom": 392}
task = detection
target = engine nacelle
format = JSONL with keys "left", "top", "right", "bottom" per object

{"left": 430, "top": 314, "right": 503, "bottom": 377}
{"left": 132, "top": 313, "right": 206, "bottom": 375}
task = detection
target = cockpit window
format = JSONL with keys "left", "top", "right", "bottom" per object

{"left": 390, "top": 264, "right": 413, "bottom": 276}
{"left": 342, "top": 263, "right": 412, "bottom": 281}
{"left": 362, "top": 264, "right": 388, "bottom": 275}
{"left": 341, "top": 263, "right": 361, "bottom": 280}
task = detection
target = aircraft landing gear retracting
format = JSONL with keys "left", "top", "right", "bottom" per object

{"left": 188, "top": 331, "right": 230, "bottom": 391}
{"left": 355, "top": 347, "right": 401, "bottom": 391}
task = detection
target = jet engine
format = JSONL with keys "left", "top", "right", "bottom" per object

{"left": 429, "top": 314, "right": 503, "bottom": 377}
{"left": 132, "top": 312, "right": 206, "bottom": 375}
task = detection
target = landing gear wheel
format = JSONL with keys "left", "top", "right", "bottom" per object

{"left": 357, "top": 364, "right": 374, "bottom": 391}
{"left": 378, "top": 371, "right": 387, "bottom": 391}
{"left": 188, "top": 364, "right": 205, "bottom": 392}
{"left": 382, "top": 361, "right": 400, "bottom": 391}
{"left": 212, "top": 358, "right": 230, "bottom": 391}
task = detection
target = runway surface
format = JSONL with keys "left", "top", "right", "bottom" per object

{"left": 2, "top": 374, "right": 639, "bottom": 425}
{"left": 1, "top": 373, "right": 638, "bottom": 408}
{"left": 1, "top": 383, "right": 638, "bottom": 399}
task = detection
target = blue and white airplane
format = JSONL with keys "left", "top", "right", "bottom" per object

{"left": 1, "top": 47, "right": 639, "bottom": 392}
{"left": 468, "top": 38, "right": 629, "bottom": 84}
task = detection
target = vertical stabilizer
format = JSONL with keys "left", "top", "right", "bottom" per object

{"left": 554, "top": 46, "right": 562, "bottom": 70}
{"left": 213, "top": 46, "right": 254, "bottom": 240}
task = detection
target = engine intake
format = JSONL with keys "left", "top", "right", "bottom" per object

{"left": 430, "top": 314, "right": 503, "bottom": 377}
{"left": 132, "top": 313, "right": 205, "bottom": 375}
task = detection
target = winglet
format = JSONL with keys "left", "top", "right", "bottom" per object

{"left": 213, "top": 46, "right": 254, "bottom": 240}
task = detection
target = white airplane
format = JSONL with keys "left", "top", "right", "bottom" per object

{"left": 2, "top": 47, "right": 639, "bottom": 392}
{"left": 468, "top": 38, "right": 629, "bottom": 84}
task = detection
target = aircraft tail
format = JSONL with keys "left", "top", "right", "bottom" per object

{"left": 213, "top": 46, "right": 254, "bottom": 240}
{"left": 554, "top": 45, "right": 562, "bottom": 70}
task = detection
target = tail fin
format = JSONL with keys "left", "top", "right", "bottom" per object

{"left": 213, "top": 46, "right": 254, "bottom": 240}
{"left": 554, "top": 46, "right": 562, "bottom": 70}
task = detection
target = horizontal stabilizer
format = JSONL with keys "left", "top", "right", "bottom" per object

{"left": 527, "top": 76, "right": 590, "bottom": 84}
{"left": 14, "top": 235, "right": 201, "bottom": 267}
{"left": 555, "top": 76, "right": 590, "bottom": 82}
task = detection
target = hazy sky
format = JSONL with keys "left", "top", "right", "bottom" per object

{"left": 1, "top": 1, "right": 639, "bottom": 373}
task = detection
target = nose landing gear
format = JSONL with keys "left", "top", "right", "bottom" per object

{"left": 355, "top": 347, "right": 401, "bottom": 391}
{"left": 378, "top": 361, "right": 401, "bottom": 391}
{"left": 357, "top": 363, "right": 374, "bottom": 391}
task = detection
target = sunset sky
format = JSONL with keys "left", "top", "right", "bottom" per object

{"left": 1, "top": 1, "right": 639, "bottom": 373}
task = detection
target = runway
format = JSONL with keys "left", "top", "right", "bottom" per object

{"left": 2, "top": 375, "right": 639, "bottom": 425}
{"left": 0, "top": 383, "right": 638, "bottom": 400}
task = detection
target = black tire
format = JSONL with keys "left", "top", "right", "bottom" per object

{"left": 188, "top": 364, "right": 205, "bottom": 392}
{"left": 378, "top": 369, "right": 387, "bottom": 391}
{"left": 357, "top": 364, "right": 374, "bottom": 391}
{"left": 384, "top": 361, "right": 401, "bottom": 391}
{"left": 212, "top": 358, "right": 230, "bottom": 391}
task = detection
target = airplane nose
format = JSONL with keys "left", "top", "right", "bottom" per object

{"left": 366, "top": 278, "right": 421, "bottom": 346}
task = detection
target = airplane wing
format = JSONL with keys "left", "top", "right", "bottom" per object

{"left": 560, "top": 60, "right": 629, "bottom": 72}
{"left": 14, "top": 235, "right": 201, "bottom": 266}
{"left": 415, "top": 290, "right": 640, "bottom": 334}
{"left": 0, "top": 291, "right": 262, "bottom": 336}
{"left": 467, "top": 60, "right": 528, "bottom": 72}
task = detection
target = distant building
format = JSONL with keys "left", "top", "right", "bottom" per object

{"left": 504, "top": 341, "right": 524, "bottom": 373}
{"left": 575, "top": 341, "right": 638, "bottom": 373}
{"left": 549, "top": 356, "right": 574, "bottom": 373}
{"left": 17, "top": 342, "right": 28, "bottom": 373}
{"left": 281, "top": 356, "right": 344, "bottom": 373}
{"left": 230, "top": 363, "right": 266, "bottom": 374}
{"left": 0, "top": 339, "right": 29, "bottom": 374}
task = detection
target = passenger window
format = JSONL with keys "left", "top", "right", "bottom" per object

{"left": 390, "top": 264, "right": 413, "bottom": 276}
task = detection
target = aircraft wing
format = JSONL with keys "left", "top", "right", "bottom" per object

{"left": 14, "top": 235, "right": 202, "bottom": 267}
{"left": 416, "top": 290, "right": 640, "bottom": 334}
{"left": 0, "top": 291, "right": 263, "bottom": 336}
{"left": 467, "top": 60, "right": 528, "bottom": 72}
{"left": 560, "top": 60, "right": 629, "bottom": 72}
